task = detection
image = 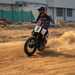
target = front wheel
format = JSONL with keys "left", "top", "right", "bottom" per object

{"left": 24, "top": 37, "right": 36, "bottom": 57}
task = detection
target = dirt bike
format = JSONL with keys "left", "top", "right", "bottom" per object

{"left": 24, "top": 25, "right": 48, "bottom": 56}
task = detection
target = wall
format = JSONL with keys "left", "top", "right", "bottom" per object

{"left": 65, "top": 9, "right": 75, "bottom": 21}
{"left": 47, "top": 0, "right": 54, "bottom": 7}
{"left": 0, "top": 5, "right": 35, "bottom": 22}
{"left": 48, "top": 0, "right": 75, "bottom": 9}
{"left": 0, "top": 0, "right": 47, "bottom": 5}
{"left": 0, "top": 3, "right": 47, "bottom": 22}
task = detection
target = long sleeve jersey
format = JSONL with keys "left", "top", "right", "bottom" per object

{"left": 36, "top": 13, "right": 53, "bottom": 29}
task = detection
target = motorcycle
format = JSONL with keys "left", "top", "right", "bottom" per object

{"left": 24, "top": 25, "right": 48, "bottom": 56}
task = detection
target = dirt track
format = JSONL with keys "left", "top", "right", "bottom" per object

{"left": 0, "top": 27, "right": 75, "bottom": 75}
{"left": 0, "top": 41, "right": 75, "bottom": 75}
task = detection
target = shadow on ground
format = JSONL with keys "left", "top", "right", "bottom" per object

{"left": 37, "top": 49, "right": 75, "bottom": 58}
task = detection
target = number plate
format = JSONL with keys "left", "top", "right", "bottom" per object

{"left": 41, "top": 28, "right": 47, "bottom": 35}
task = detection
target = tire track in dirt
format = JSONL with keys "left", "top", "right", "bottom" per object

{"left": 0, "top": 41, "right": 75, "bottom": 75}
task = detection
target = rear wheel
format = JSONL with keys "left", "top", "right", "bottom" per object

{"left": 24, "top": 37, "right": 36, "bottom": 56}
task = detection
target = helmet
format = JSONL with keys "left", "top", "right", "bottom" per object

{"left": 38, "top": 7, "right": 46, "bottom": 12}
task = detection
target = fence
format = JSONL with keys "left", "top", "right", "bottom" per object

{"left": 0, "top": 7, "right": 35, "bottom": 23}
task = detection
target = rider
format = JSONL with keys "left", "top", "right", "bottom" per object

{"left": 36, "top": 7, "right": 55, "bottom": 43}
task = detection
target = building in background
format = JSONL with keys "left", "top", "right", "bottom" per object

{"left": 47, "top": 0, "right": 75, "bottom": 22}
{"left": 0, "top": 0, "right": 47, "bottom": 22}
{"left": 0, "top": 0, "right": 75, "bottom": 23}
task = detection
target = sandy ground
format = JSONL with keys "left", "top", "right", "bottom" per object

{"left": 0, "top": 27, "right": 75, "bottom": 75}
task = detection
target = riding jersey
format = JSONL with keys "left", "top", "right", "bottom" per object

{"left": 36, "top": 13, "right": 53, "bottom": 29}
